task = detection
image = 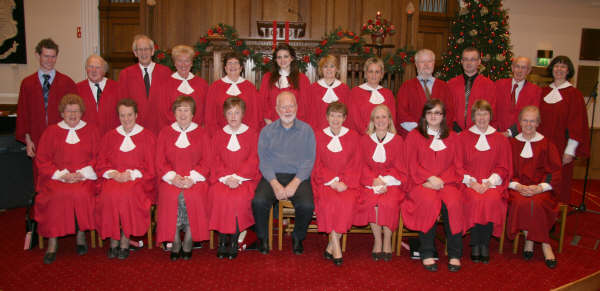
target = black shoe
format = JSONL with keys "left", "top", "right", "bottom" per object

{"left": 382, "top": 252, "right": 393, "bottom": 262}
{"left": 76, "top": 244, "right": 88, "bottom": 256}
{"left": 324, "top": 250, "right": 333, "bottom": 260}
{"left": 182, "top": 250, "right": 192, "bottom": 260}
{"left": 257, "top": 239, "right": 269, "bottom": 255}
{"left": 470, "top": 245, "right": 481, "bottom": 263}
{"left": 43, "top": 252, "right": 57, "bottom": 264}
{"left": 480, "top": 244, "right": 490, "bottom": 264}
{"left": 117, "top": 248, "right": 130, "bottom": 260}
{"left": 523, "top": 251, "right": 534, "bottom": 260}
{"left": 545, "top": 259, "right": 557, "bottom": 269}
{"left": 371, "top": 252, "right": 382, "bottom": 261}
{"left": 448, "top": 258, "right": 461, "bottom": 272}
{"left": 333, "top": 257, "right": 343, "bottom": 266}
{"left": 228, "top": 235, "right": 239, "bottom": 260}
{"left": 422, "top": 261, "right": 438, "bottom": 272}
{"left": 292, "top": 237, "right": 304, "bottom": 255}
{"left": 170, "top": 250, "right": 181, "bottom": 261}
{"left": 107, "top": 247, "right": 118, "bottom": 259}
{"left": 217, "top": 234, "right": 228, "bottom": 259}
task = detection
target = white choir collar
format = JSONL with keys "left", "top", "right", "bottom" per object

{"left": 317, "top": 79, "right": 342, "bottom": 103}
{"left": 515, "top": 132, "right": 544, "bottom": 158}
{"left": 223, "top": 123, "right": 249, "bottom": 152}
{"left": 468, "top": 125, "right": 496, "bottom": 151}
{"left": 323, "top": 126, "right": 349, "bottom": 152}
{"left": 276, "top": 69, "right": 290, "bottom": 89}
{"left": 222, "top": 75, "right": 246, "bottom": 96}
{"left": 171, "top": 122, "right": 198, "bottom": 148}
{"left": 544, "top": 81, "right": 572, "bottom": 104}
{"left": 369, "top": 132, "right": 394, "bottom": 163}
{"left": 116, "top": 124, "right": 144, "bottom": 152}
{"left": 58, "top": 120, "right": 87, "bottom": 144}
{"left": 427, "top": 127, "right": 447, "bottom": 151}
{"left": 171, "top": 72, "right": 195, "bottom": 95}
{"left": 359, "top": 83, "right": 384, "bottom": 104}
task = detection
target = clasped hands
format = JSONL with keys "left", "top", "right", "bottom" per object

{"left": 60, "top": 172, "right": 85, "bottom": 183}
{"left": 423, "top": 176, "right": 444, "bottom": 190}
{"left": 171, "top": 174, "right": 194, "bottom": 189}
{"left": 515, "top": 184, "right": 543, "bottom": 197}
{"left": 108, "top": 171, "right": 133, "bottom": 183}
{"left": 271, "top": 178, "right": 301, "bottom": 200}
{"left": 468, "top": 180, "right": 492, "bottom": 194}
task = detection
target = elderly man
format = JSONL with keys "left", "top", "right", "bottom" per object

{"left": 118, "top": 34, "right": 171, "bottom": 129}
{"left": 495, "top": 56, "right": 541, "bottom": 137}
{"left": 252, "top": 91, "right": 316, "bottom": 255}
{"left": 447, "top": 47, "right": 496, "bottom": 132}
{"left": 396, "top": 49, "right": 453, "bottom": 137}
{"left": 76, "top": 54, "right": 120, "bottom": 134}
{"left": 16, "top": 38, "right": 77, "bottom": 158}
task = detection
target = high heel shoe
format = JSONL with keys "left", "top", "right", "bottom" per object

{"left": 217, "top": 234, "right": 228, "bottom": 259}
{"left": 170, "top": 250, "right": 181, "bottom": 261}
{"left": 545, "top": 258, "right": 557, "bottom": 269}
{"left": 182, "top": 250, "right": 192, "bottom": 260}
{"left": 228, "top": 235, "right": 239, "bottom": 260}
{"left": 324, "top": 250, "right": 333, "bottom": 260}
{"left": 422, "top": 260, "right": 438, "bottom": 272}
{"left": 43, "top": 252, "right": 57, "bottom": 264}
{"left": 523, "top": 251, "right": 534, "bottom": 260}
{"left": 333, "top": 257, "right": 343, "bottom": 266}
{"left": 371, "top": 252, "right": 382, "bottom": 261}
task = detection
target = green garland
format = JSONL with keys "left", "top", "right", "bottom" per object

{"left": 153, "top": 23, "right": 414, "bottom": 75}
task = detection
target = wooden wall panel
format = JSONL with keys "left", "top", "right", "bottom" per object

{"left": 262, "top": 0, "right": 299, "bottom": 22}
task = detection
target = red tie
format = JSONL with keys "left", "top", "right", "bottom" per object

{"left": 510, "top": 83, "right": 519, "bottom": 106}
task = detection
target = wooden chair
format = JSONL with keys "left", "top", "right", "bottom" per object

{"left": 396, "top": 212, "right": 419, "bottom": 256}
{"left": 209, "top": 205, "right": 274, "bottom": 251}
{"left": 341, "top": 224, "right": 398, "bottom": 253}
{"left": 512, "top": 203, "right": 568, "bottom": 254}
{"left": 278, "top": 200, "right": 318, "bottom": 250}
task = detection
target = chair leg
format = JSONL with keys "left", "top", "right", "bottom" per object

{"left": 147, "top": 222, "right": 153, "bottom": 250}
{"left": 268, "top": 206, "right": 273, "bottom": 250}
{"left": 341, "top": 233, "right": 347, "bottom": 252}
{"left": 513, "top": 232, "right": 520, "bottom": 254}
{"left": 39, "top": 236, "right": 44, "bottom": 249}
{"left": 278, "top": 203, "right": 283, "bottom": 251}
{"left": 98, "top": 234, "right": 103, "bottom": 248}
{"left": 91, "top": 230, "right": 96, "bottom": 248}
{"left": 499, "top": 216, "right": 507, "bottom": 254}
{"left": 209, "top": 230, "right": 214, "bottom": 249}
{"left": 559, "top": 204, "right": 568, "bottom": 254}
{"left": 391, "top": 231, "right": 397, "bottom": 254}
{"left": 397, "top": 215, "right": 404, "bottom": 256}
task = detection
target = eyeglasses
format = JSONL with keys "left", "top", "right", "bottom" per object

{"left": 135, "top": 47, "right": 153, "bottom": 53}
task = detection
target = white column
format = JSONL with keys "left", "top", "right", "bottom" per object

{"left": 80, "top": 0, "right": 100, "bottom": 77}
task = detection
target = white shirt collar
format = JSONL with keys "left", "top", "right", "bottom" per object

{"left": 427, "top": 127, "right": 447, "bottom": 151}
{"left": 171, "top": 122, "right": 198, "bottom": 148}
{"left": 511, "top": 78, "right": 525, "bottom": 88}
{"left": 468, "top": 125, "right": 496, "bottom": 151}
{"left": 116, "top": 124, "right": 144, "bottom": 152}
{"left": 359, "top": 83, "right": 384, "bottom": 104}
{"left": 139, "top": 62, "right": 155, "bottom": 76}
{"left": 369, "top": 132, "right": 394, "bottom": 162}
{"left": 57, "top": 120, "right": 87, "bottom": 144}
{"left": 88, "top": 77, "right": 107, "bottom": 91}
{"left": 515, "top": 132, "right": 544, "bottom": 158}
{"left": 223, "top": 123, "right": 249, "bottom": 152}
{"left": 323, "top": 126, "right": 349, "bottom": 152}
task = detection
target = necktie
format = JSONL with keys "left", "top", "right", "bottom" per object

{"left": 464, "top": 77, "right": 473, "bottom": 127}
{"left": 511, "top": 83, "right": 519, "bottom": 106}
{"left": 42, "top": 74, "right": 51, "bottom": 109}
{"left": 143, "top": 67, "right": 150, "bottom": 98}
{"left": 422, "top": 79, "right": 431, "bottom": 99}
{"left": 95, "top": 83, "right": 102, "bottom": 108}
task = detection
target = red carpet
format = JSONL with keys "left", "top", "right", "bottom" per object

{"left": 1, "top": 180, "right": 600, "bottom": 290}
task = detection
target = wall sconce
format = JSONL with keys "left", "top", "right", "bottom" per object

{"left": 536, "top": 50, "right": 553, "bottom": 67}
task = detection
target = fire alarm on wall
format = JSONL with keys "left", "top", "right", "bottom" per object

{"left": 77, "top": 26, "right": 81, "bottom": 38}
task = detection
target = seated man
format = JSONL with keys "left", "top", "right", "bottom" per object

{"left": 252, "top": 91, "right": 316, "bottom": 255}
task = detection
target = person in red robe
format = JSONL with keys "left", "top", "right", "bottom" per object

{"left": 156, "top": 96, "right": 211, "bottom": 261}
{"left": 457, "top": 100, "right": 512, "bottom": 264}
{"left": 396, "top": 49, "right": 452, "bottom": 137}
{"left": 16, "top": 38, "right": 77, "bottom": 158}
{"left": 538, "top": 56, "right": 590, "bottom": 204}
{"left": 447, "top": 47, "right": 497, "bottom": 132}
{"left": 150, "top": 44, "right": 208, "bottom": 135}
{"left": 354, "top": 104, "right": 406, "bottom": 262}
{"left": 34, "top": 94, "right": 100, "bottom": 264}
{"left": 205, "top": 52, "right": 260, "bottom": 135}
{"left": 118, "top": 34, "right": 171, "bottom": 130}
{"left": 259, "top": 43, "right": 311, "bottom": 125}
{"left": 77, "top": 54, "right": 120, "bottom": 135}
{"left": 208, "top": 97, "right": 260, "bottom": 260}
{"left": 307, "top": 55, "right": 351, "bottom": 130}
{"left": 494, "top": 56, "right": 541, "bottom": 136}
{"left": 507, "top": 106, "right": 561, "bottom": 269}
{"left": 401, "top": 98, "right": 464, "bottom": 272}
{"left": 311, "top": 102, "right": 361, "bottom": 266}
{"left": 96, "top": 98, "right": 156, "bottom": 260}
{"left": 348, "top": 57, "right": 396, "bottom": 135}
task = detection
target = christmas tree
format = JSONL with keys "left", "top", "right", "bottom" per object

{"left": 438, "top": 0, "right": 513, "bottom": 81}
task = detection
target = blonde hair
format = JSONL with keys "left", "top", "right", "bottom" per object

{"left": 363, "top": 57, "right": 384, "bottom": 73}
{"left": 366, "top": 104, "right": 396, "bottom": 135}
{"left": 171, "top": 44, "right": 195, "bottom": 62}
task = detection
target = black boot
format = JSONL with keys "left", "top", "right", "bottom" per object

{"left": 228, "top": 233, "right": 239, "bottom": 260}
{"left": 217, "top": 233, "right": 228, "bottom": 259}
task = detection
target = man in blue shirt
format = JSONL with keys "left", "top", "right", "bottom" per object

{"left": 252, "top": 91, "right": 316, "bottom": 255}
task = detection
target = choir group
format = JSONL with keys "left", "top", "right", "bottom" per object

{"left": 16, "top": 35, "right": 590, "bottom": 272}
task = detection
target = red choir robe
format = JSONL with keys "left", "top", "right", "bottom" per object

{"left": 15, "top": 71, "right": 77, "bottom": 146}
{"left": 208, "top": 124, "right": 260, "bottom": 234}
{"left": 311, "top": 126, "right": 361, "bottom": 233}
{"left": 150, "top": 73, "right": 208, "bottom": 135}
{"left": 396, "top": 78, "right": 453, "bottom": 137}
{"left": 507, "top": 132, "right": 562, "bottom": 243}
{"left": 401, "top": 130, "right": 465, "bottom": 234}
{"left": 155, "top": 123, "right": 211, "bottom": 243}
{"left": 95, "top": 125, "right": 156, "bottom": 240}
{"left": 457, "top": 126, "right": 512, "bottom": 237}
{"left": 538, "top": 83, "right": 590, "bottom": 203}
{"left": 447, "top": 74, "right": 497, "bottom": 131}
{"left": 118, "top": 62, "right": 171, "bottom": 130}
{"left": 77, "top": 79, "right": 121, "bottom": 134}
{"left": 348, "top": 84, "right": 397, "bottom": 135}
{"left": 204, "top": 78, "right": 260, "bottom": 135}
{"left": 306, "top": 79, "right": 351, "bottom": 130}
{"left": 354, "top": 132, "right": 407, "bottom": 230}
{"left": 259, "top": 72, "right": 311, "bottom": 124}
{"left": 494, "top": 78, "right": 541, "bottom": 133}
{"left": 34, "top": 121, "right": 100, "bottom": 237}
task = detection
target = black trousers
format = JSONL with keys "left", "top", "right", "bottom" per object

{"left": 418, "top": 202, "right": 463, "bottom": 259}
{"left": 470, "top": 222, "right": 493, "bottom": 246}
{"left": 252, "top": 173, "right": 314, "bottom": 241}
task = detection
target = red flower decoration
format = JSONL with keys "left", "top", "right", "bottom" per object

{"left": 207, "top": 29, "right": 213, "bottom": 35}
{"left": 399, "top": 52, "right": 407, "bottom": 59}
{"left": 315, "top": 48, "right": 323, "bottom": 55}
{"left": 388, "top": 59, "right": 394, "bottom": 65}
{"left": 337, "top": 31, "right": 344, "bottom": 37}
{"left": 154, "top": 44, "right": 159, "bottom": 50}
{"left": 217, "top": 27, "right": 223, "bottom": 34}
{"left": 194, "top": 51, "right": 200, "bottom": 56}
{"left": 321, "top": 39, "right": 328, "bottom": 46}
{"left": 353, "top": 36, "right": 359, "bottom": 41}
{"left": 263, "top": 57, "right": 271, "bottom": 64}
{"left": 157, "top": 52, "right": 165, "bottom": 60}
{"left": 368, "top": 19, "right": 373, "bottom": 24}
{"left": 410, "top": 57, "right": 415, "bottom": 63}
{"left": 488, "top": 39, "right": 493, "bottom": 44}
{"left": 199, "top": 37, "right": 207, "bottom": 43}
{"left": 236, "top": 40, "right": 243, "bottom": 47}
{"left": 303, "top": 55, "right": 310, "bottom": 63}
{"left": 348, "top": 31, "right": 354, "bottom": 36}
{"left": 242, "top": 49, "right": 250, "bottom": 56}
{"left": 364, "top": 47, "right": 371, "bottom": 53}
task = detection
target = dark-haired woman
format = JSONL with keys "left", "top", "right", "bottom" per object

{"left": 205, "top": 52, "right": 259, "bottom": 135}
{"left": 538, "top": 55, "right": 590, "bottom": 204}
{"left": 259, "top": 43, "right": 311, "bottom": 125}
{"left": 402, "top": 99, "right": 464, "bottom": 272}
